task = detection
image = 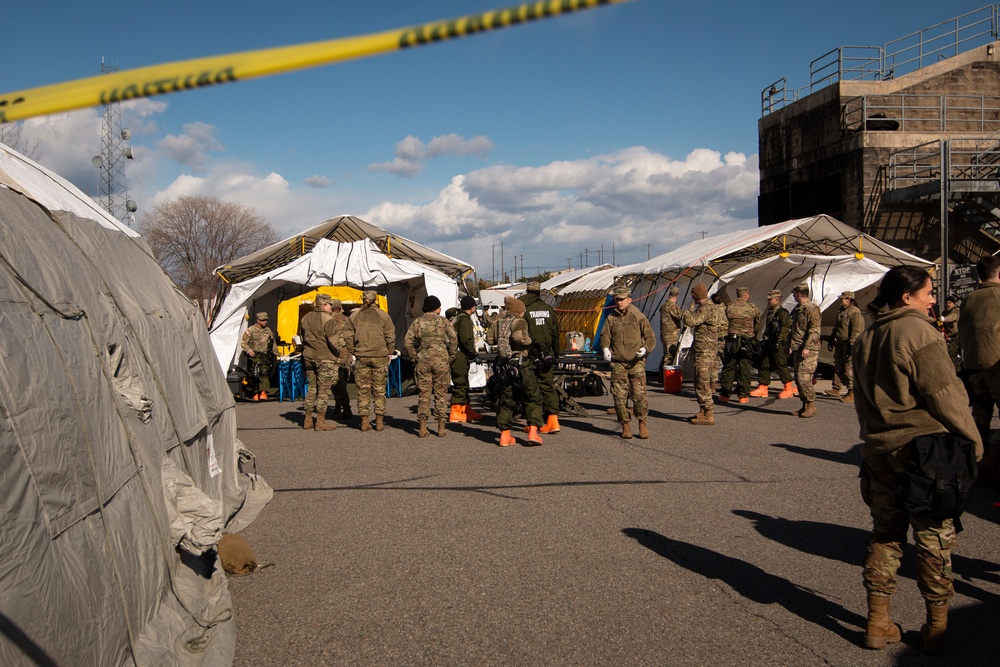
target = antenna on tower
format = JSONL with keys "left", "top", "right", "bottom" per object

{"left": 92, "top": 58, "right": 137, "bottom": 226}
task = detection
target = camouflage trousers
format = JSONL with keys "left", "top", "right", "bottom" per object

{"left": 450, "top": 354, "right": 471, "bottom": 406}
{"left": 693, "top": 348, "right": 717, "bottom": 409}
{"left": 757, "top": 344, "right": 792, "bottom": 385}
{"left": 793, "top": 350, "right": 818, "bottom": 402}
{"left": 415, "top": 356, "right": 452, "bottom": 420}
{"left": 610, "top": 359, "right": 648, "bottom": 422}
{"left": 832, "top": 343, "right": 853, "bottom": 391}
{"left": 355, "top": 356, "right": 388, "bottom": 417}
{"left": 304, "top": 359, "right": 339, "bottom": 414}
{"left": 496, "top": 360, "right": 543, "bottom": 430}
{"left": 662, "top": 337, "right": 679, "bottom": 366}
{"left": 860, "top": 450, "right": 956, "bottom": 603}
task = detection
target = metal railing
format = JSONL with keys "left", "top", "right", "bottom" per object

{"left": 888, "top": 137, "right": 1000, "bottom": 189}
{"left": 843, "top": 94, "right": 1000, "bottom": 132}
{"left": 763, "top": 5, "right": 999, "bottom": 116}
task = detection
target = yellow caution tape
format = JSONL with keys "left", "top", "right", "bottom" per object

{"left": 0, "top": 0, "right": 629, "bottom": 123}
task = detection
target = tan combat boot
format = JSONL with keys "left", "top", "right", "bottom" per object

{"left": 361, "top": 415, "right": 372, "bottom": 432}
{"left": 921, "top": 601, "right": 948, "bottom": 655}
{"left": 688, "top": 407, "right": 705, "bottom": 423}
{"left": 375, "top": 414, "right": 385, "bottom": 431}
{"left": 418, "top": 419, "right": 429, "bottom": 438}
{"left": 315, "top": 414, "right": 336, "bottom": 431}
{"left": 863, "top": 594, "right": 902, "bottom": 649}
{"left": 437, "top": 417, "right": 447, "bottom": 437}
{"left": 691, "top": 408, "right": 715, "bottom": 426}
{"left": 637, "top": 420, "right": 649, "bottom": 439}
{"left": 825, "top": 388, "right": 842, "bottom": 397}
{"left": 799, "top": 402, "right": 817, "bottom": 418}
{"left": 303, "top": 413, "right": 315, "bottom": 430}
{"left": 620, "top": 422, "right": 633, "bottom": 440}
{"left": 841, "top": 390, "right": 854, "bottom": 403}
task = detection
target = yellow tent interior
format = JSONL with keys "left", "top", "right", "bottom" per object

{"left": 275, "top": 286, "right": 388, "bottom": 355}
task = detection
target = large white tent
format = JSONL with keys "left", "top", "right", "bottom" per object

{"left": 553, "top": 215, "right": 933, "bottom": 369}
{"left": 0, "top": 144, "right": 269, "bottom": 665}
{"left": 209, "top": 237, "right": 462, "bottom": 373}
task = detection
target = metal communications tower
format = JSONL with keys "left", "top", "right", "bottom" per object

{"left": 93, "top": 59, "right": 137, "bottom": 225}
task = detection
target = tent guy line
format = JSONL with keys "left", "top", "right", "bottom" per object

{"left": 0, "top": 0, "right": 629, "bottom": 123}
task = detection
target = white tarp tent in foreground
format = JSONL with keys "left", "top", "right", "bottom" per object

{"left": 209, "top": 237, "right": 463, "bottom": 373}
{"left": 0, "top": 145, "right": 270, "bottom": 666}
{"left": 553, "top": 215, "right": 933, "bottom": 370}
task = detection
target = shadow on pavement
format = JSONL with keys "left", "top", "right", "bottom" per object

{"left": 622, "top": 526, "right": 864, "bottom": 643}
{"left": 769, "top": 442, "right": 862, "bottom": 466}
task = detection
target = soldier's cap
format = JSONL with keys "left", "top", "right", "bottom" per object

{"left": 767, "top": 289, "right": 782, "bottom": 300}
{"left": 669, "top": 286, "right": 680, "bottom": 296}
{"left": 460, "top": 295, "right": 477, "bottom": 310}
{"left": 946, "top": 294, "right": 958, "bottom": 304}
{"left": 691, "top": 283, "right": 709, "bottom": 300}
{"left": 329, "top": 298, "right": 342, "bottom": 309}
{"left": 792, "top": 282, "right": 810, "bottom": 295}
{"left": 362, "top": 289, "right": 377, "bottom": 302}
{"left": 504, "top": 296, "right": 526, "bottom": 315}
{"left": 422, "top": 295, "right": 441, "bottom": 312}
{"left": 613, "top": 286, "right": 631, "bottom": 299}
{"left": 255, "top": 311, "right": 268, "bottom": 320}
{"left": 736, "top": 286, "right": 750, "bottom": 297}
{"left": 315, "top": 293, "right": 333, "bottom": 304}
{"left": 527, "top": 281, "right": 541, "bottom": 292}
{"left": 839, "top": 290, "right": 855, "bottom": 300}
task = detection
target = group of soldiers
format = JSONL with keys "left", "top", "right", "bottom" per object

{"left": 658, "top": 282, "right": 864, "bottom": 426}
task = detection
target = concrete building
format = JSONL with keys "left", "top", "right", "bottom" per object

{"left": 758, "top": 5, "right": 1000, "bottom": 277}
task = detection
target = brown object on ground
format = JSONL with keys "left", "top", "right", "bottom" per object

{"left": 437, "top": 418, "right": 447, "bottom": 437}
{"left": 799, "top": 402, "right": 817, "bottom": 418}
{"left": 637, "top": 420, "right": 649, "bottom": 439}
{"left": 302, "top": 413, "right": 314, "bottom": 430}
{"left": 418, "top": 419, "right": 429, "bottom": 438}
{"left": 921, "top": 601, "right": 948, "bottom": 655}
{"left": 375, "top": 415, "right": 385, "bottom": 431}
{"left": 218, "top": 533, "right": 259, "bottom": 576}
{"left": 691, "top": 409, "right": 715, "bottom": 426}
{"left": 315, "top": 415, "right": 335, "bottom": 431}
{"left": 620, "top": 422, "right": 633, "bottom": 439}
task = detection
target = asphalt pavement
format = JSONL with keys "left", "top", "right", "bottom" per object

{"left": 228, "top": 379, "right": 1000, "bottom": 666}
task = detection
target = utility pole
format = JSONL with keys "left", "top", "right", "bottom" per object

{"left": 520, "top": 254, "right": 524, "bottom": 282}
{"left": 491, "top": 243, "right": 496, "bottom": 284}
{"left": 613, "top": 242, "right": 616, "bottom": 265}
{"left": 600, "top": 243, "right": 604, "bottom": 265}
{"left": 500, "top": 241, "right": 505, "bottom": 284}
{"left": 567, "top": 258, "right": 572, "bottom": 270}
{"left": 647, "top": 243, "right": 651, "bottom": 260}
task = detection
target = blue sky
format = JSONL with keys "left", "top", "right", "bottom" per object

{"left": 2, "top": 0, "right": 984, "bottom": 280}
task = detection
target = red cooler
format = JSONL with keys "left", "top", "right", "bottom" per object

{"left": 662, "top": 365, "right": 682, "bottom": 393}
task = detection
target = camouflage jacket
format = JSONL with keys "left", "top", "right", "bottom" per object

{"left": 681, "top": 301, "right": 720, "bottom": 353}
{"left": 241, "top": 323, "right": 275, "bottom": 355}
{"left": 404, "top": 313, "right": 457, "bottom": 363}
{"left": 600, "top": 304, "right": 655, "bottom": 363}
{"left": 487, "top": 313, "right": 532, "bottom": 359}
{"left": 833, "top": 304, "right": 865, "bottom": 345}
{"left": 346, "top": 304, "right": 396, "bottom": 357}
{"left": 726, "top": 299, "right": 760, "bottom": 338}
{"left": 789, "top": 301, "right": 821, "bottom": 352}
{"left": 659, "top": 299, "right": 682, "bottom": 344}
{"left": 941, "top": 305, "right": 960, "bottom": 338}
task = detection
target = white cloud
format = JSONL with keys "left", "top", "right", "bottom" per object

{"left": 157, "top": 121, "right": 223, "bottom": 171}
{"left": 368, "top": 133, "right": 494, "bottom": 177}
{"left": 303, "top": 175, "right": 331, "bottom": 188}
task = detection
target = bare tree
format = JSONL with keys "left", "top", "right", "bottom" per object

{"left": 0, "top": 121, "right": 42, "bottom": 160}
{"left": 140, "top": 195, "right": 278, "bottom": 307}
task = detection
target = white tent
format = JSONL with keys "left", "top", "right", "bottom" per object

{"left": 1, "top": 145, "right": 269, "bottom": 665}
{"left": 209, "top": 238, "right": 460, "bottom": 373}
{"left": 553, "top": 215, "right": 933, "bottom": 369}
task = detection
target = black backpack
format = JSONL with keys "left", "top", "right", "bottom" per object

{"left": 897, "top": 433, "right": 978, "bottom": 532}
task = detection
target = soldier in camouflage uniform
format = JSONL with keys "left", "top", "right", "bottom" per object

{"left": 659, "top": 285, "right": 682, "bottom": 365}
{"left": 710, "top": 293, "right": 728, "bottom": 389}
{"left": 600, "top": 286, "right": 656, "bottom": 440}
{"left": 827, "top": 290, "right": 865, "bottom": 402}
{"left": 522, "top": 281, "right": 562, "bottom": 434}
{"left": 719, "top": 286, "right": 761, "bottom": 403}
{"left": 345, "top": 290, "right": 396, "bottom": 432}
{"left": 328, "top": 299, "right": 353, "bottom": 419}
{"left": 487, "top": 297, "right": 543, "bottom": 446}
{"left": 939, "top": 295, "right": 961, "bottom": 374}
{"left": 853, "top": 265, "right": 982, "bottom": 654}
{"left": 681, "top": 283, "right": 720, "bottom": 425}
{"left": 300, "top": 294, "right": 344, "bottom": 431}
{"left": 240, "top": 311, "right": 276, "bottom": 400}
{"left": 750, "top": 289, "right": 795, "bottom": 398}
{"left": 789, "top": 283, "right": 821, "bottom": 418}
{"left": 405, "top": 295, "right": 458, "bottom": 437}
{"left": 449, "top": 295, "right": 482, "bottom": 423}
